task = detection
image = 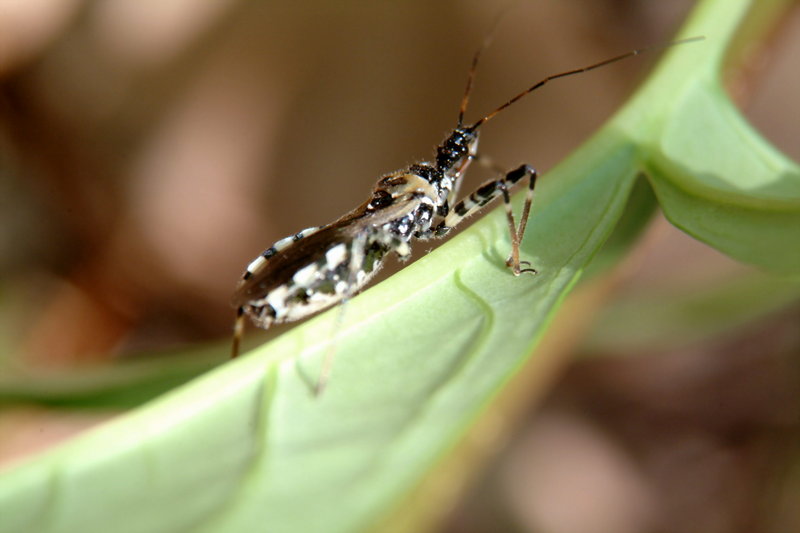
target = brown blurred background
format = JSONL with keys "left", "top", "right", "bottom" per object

{"left": 1, "top": 1, "right": 798, "bottom": 532}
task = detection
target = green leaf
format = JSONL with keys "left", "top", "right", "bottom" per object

{"left": 613, "top": 0, "right": 800, "bottom": 273}
{"left": 0, "top": 348, "right": 221, "bottom": 409}
{"left": 1, "top": 0, "right": 796, "bottom": 532}
{"left": 0, "top": 129, "right": 644, "bottom": 533}
{"left": 583, "top": 272, "right": 800, "bottom": 354}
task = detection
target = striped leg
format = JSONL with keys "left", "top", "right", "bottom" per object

{"left": 314, "top": 230, "right": 369, "bottom": 396}
{"left": 501, "top": 165, "right": 537, "bottom": 275}
{"left": 433, "top": 164, "right": 538, "bottom": 275}
{"left": 231, "top": 306, "right": 246, "bottom": 358}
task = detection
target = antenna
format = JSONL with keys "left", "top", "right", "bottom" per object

{"left": 457, "top": 38, "right": 490, "bottom": 128}
{"left": 465, "top": 36, "right": 704, "bottom": 131}
{"left": 456, "top": 5, "right": 517, "bottom": 127}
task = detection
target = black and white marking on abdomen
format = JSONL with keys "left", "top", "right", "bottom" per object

{"left": 253, "top": 238, "right": 381, "bottom": 323}
{"left": 242, "top": 225, "right": 322, "bottom": 280}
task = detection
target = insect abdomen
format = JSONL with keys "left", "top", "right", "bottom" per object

{"left": 234, "top": 225, "right": 392, "bottom": 327}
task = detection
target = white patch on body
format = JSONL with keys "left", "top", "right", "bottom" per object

{"left": 292, "top": 263, "right": 319, "bottom": 287}
{"left": 266, "top": 285, "right": 290, "bottom": 319}
{"left": 325, "top": 244, "right": 348, "bottom": 270}
{"left": 395, "top": 241, "right": 411, "bottom": 258}
{"left": 246, "top": 255, "right": 267, "bottom": 274}
{"left": 274, "top": 235, "right": 293, "bottom": 250}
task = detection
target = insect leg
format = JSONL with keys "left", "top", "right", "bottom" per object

{"left": 501, "top": 164, "right": 538, "bottom": 275}
{"left": 231, "top": 306, "right": 245, "bottom": 358}
{"left": 314, "top": 230, "right": 369, "bottom": 395}
{"left": 431, "top": 164, "right": 537, "bottom": 275}
{"left": 435, "top": 152, "right": 502, "bottom": 226}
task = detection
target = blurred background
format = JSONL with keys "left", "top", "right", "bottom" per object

{"left": 1, "top": 1, "right": 798, "bottom": 532}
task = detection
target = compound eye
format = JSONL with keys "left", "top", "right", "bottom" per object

{"left": 368, "top": 189, "right": 394, "bottom": 210}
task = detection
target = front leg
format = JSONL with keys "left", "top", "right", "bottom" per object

{"left": 428, "top": 164, "right": 538, "bottom": 275}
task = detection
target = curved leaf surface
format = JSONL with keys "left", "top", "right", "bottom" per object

{"left": 1, "top": 0, "right": 794, "bottom": 532}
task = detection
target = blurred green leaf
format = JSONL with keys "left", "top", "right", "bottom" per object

{"left": 0, "top": 347, "right": 221, "bottom": 409}
{"left": 584, "top": 272, "right": 800, "bottom": 354}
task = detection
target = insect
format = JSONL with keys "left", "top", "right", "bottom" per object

{"left": 231, "top": 35, "right": 702, "bottom": 389}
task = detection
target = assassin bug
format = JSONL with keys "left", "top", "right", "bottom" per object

{"left": 231, "top": 35, "right": 702, "bottom": 388}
